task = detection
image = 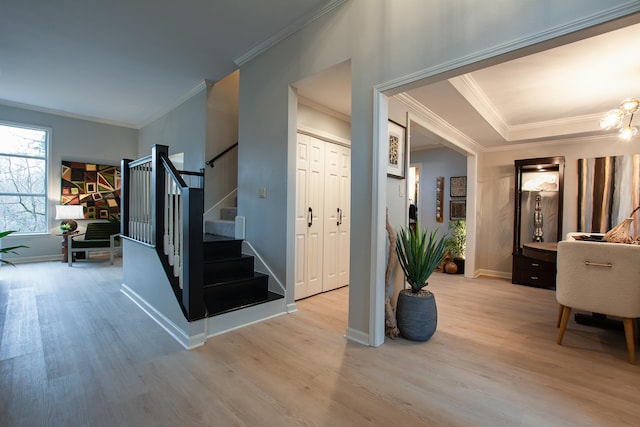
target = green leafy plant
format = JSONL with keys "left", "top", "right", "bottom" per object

{"left": 60, "top": 223, "right": 72, "bottom": 231}
{"left": 0, "top": 230, "right": 28, "bottom": 266}
{"left": 396, "top": 225, "right": 448, "bottom": 293}
{"left": 445, "top": 220, "right": 466, "bottom": 260}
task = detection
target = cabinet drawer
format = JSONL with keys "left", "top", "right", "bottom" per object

{"left": 515, "top": 255, "right": 555, "bottom": 272}
{"left": 514, "top": 268, "right": 556, "bottom": 287}
{"left": 513, "top": 254, "right": 556, "bottom": 289}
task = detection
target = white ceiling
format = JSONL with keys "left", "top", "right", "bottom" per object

{"left": 0, "top": 0, "right": 340, "bottom": 128}
{"left": 408, "top": 21, "right": 640, "bottom": 150}
{"left": 2, "top": 1, "right": 639, "bottom": 146}
{"left": 298, "top": 19, "right": 640, "bottom": 151}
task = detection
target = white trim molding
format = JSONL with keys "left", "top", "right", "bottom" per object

{"left": 121, "top": 284, "right": 206, "bottom": 350}
{"left": 233, "top": 0, "right": 349, "bottom": 67}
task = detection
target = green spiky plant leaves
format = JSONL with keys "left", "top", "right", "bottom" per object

{"left": 396, "top": 225, "right": 448, "bottom": 293}
{"left": 0, "top": 230, "right": 28, "bottom": 266}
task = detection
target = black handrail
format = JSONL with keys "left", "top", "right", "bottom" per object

{"left": 206, "top": 142, "right": 238, "bottom": 167}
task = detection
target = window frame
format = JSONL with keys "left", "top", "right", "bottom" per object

{"left": 0, "top": 119, "right": 51, "bottom": 236}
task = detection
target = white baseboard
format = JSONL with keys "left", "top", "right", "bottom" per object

{"left": 286, "top": 302, "right": 298, "bottom": 313}
{"left": 206, "top": 298, "right": 287, "bottom": 339}
{"left": 345, "top": 327, "right": 370, "bottom": 346}
{"left": 120, "top": 283, "right": 206, "bottom": 350}
{"left": 1, "top": 254, "right": 61, "bottom": 264}
{"left": 475, "top": 269, "right": 511, "bottom": 280}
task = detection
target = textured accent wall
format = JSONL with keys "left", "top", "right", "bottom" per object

{"left": 578, "top": 154, "right": 640, "bottom": 235}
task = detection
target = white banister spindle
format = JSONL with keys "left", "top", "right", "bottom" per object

{"left": 127, "top": 161, "right": 155, "bottom": 245}
{"left": 126, "top": 155, "right": 188, "bottom": 288}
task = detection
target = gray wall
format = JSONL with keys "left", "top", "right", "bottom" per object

{"left": 205, "top": 72, "right": 239, "bottom": 209}
{"left": 411, "top": 147, "right": 467, "bottom": 237}
{"left": 139, "top": 88, "right": 206, "bottom": 172}
{"left": 236, "top": 0, "right": 633, "bottom": 344}
{"left": 476, "top": 134, "right": 638, "bottom": 278}
{"left": 0, "top": 104, "right": 138, "bottom": 263}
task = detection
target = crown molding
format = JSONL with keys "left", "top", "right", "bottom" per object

{"left": 449, "top": 74, "right": 510, "bottom": 140}
{"left": 395, "top": 93, "right": 485, "bottom": 154}
{"left": 377, "top": 2, "right": 640, "bottom": 94}
{"left": 139, "top": 81, "right": 207, "bottom": 128}
{"left": 484, "top": 132, "right": 617, "bottom": 153}
{"left": 0, "top": 99, "right": 138, "bottom": 129}
{"left": 508, "top": 112, "right": 604, "bottom": 141}
{"left": 298, "top": 95, "right": 351, "bottom": 123}
{"left": 449, "top": 73, "right": 608, "bottom": 142}
{"left": 233, "top": 0, "right": 348, "bottom": 67}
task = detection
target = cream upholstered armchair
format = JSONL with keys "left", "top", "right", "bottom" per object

{"left": 556, "top": 236, "right": 640, "bottom": 364}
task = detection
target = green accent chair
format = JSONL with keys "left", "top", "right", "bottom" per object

{"left": 68, "top": 222, "right": 121, "bottom": 266}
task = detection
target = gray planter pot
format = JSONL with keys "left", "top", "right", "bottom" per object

{"left": 396, "top": 289, "right": 437, "bottom": 342}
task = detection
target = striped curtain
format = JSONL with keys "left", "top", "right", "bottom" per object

{"left": 578, "top": 154, "right": 640, "bottom": 235}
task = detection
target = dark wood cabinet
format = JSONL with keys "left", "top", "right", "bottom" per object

{"left": 512, "top": 157, "right": 564, "bottom": 289}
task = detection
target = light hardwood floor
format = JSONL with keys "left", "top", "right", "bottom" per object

{"left": 1, "top": 260, "right": 640, "bottom": 426}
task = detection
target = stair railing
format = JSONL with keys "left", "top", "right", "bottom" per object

{"left": 205, "top": 141, "right": 238, "bottom": 168}
{"left": 122, "top": 145, "right": 205, "bottom": 321}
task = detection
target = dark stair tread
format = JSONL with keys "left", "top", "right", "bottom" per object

{"left": 205, "top": 291, "right": 283, "bottom": 317}
{"left": 203, "top": 233, "right": 241, "bottom": 243}
{"left": 204, "top": 254, "right": 254, "bottom": 263}
{"left": 204, "top": 271, "right": 268, "bottom": 288}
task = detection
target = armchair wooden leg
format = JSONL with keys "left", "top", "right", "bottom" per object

{"left": 557, "top": 305, "right": 572, "bottom": 345}
{"left": 623, "top": 318, "right": 636, "bottom": 364}
{"left": 557, "top": 304, "right": 564, "bottom": 328}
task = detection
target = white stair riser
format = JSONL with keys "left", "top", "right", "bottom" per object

{"left": 220, "top": 207, "right": 237, "bottom": 221}
{"left": 204, "top": 220, "right": 235, "bottom": 238}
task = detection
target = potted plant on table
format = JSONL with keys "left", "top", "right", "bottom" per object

{"left": 395, "top": 224, "right": 448, "bottom": 341}
{"left": 445, "top": 220, "right": 466, "bottom": 274}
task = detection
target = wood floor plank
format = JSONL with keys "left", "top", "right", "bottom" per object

{"left": 1, "top": 261, "right": 640, "bottom": 426}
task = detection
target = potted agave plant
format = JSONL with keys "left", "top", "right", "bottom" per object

{"left": 395, "top": 224, "right": 448, "bottom": 341}
{"left": 0, "top": 230, "right": 28, "bottom": 266}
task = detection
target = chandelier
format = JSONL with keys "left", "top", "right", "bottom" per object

{"left": 600, "top": 97, "right": 639, "bottom": 141}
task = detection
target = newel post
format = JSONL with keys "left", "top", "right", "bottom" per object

{"left": 151, "top": 145, "right": 169, "bottom": 248}
{"left": 120, "top": 158, "right": 131, "bottom": 237}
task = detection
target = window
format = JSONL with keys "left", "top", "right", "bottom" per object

{"left": 0, "top": 122, "right": 48, "bottom": 233}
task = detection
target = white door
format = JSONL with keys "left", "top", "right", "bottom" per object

{"left": 295, "top": 134, "right": 324, "bottom": 300}
{"left": 337, "top": 145, "right": 351, "bottom": 288}
{"left": 295, "top": 135, "right": 309, "bottom": 300}
{"left": 295, "top": 133, "right": 350, "bottom": 300}
{"left": 322, "top": 143, "right": 340, "bottom": 291}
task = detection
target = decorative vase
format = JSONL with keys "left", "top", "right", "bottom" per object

{"left": 453, "top": 258, "right": 465, "bottom": 274}
{"left": 396, "top": 289, "right": 437, "bottom": 342}
{"left": 445, "top": 261, "right": 457, "bottom": 274}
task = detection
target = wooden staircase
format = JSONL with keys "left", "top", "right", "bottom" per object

{"left": 202, "top": 233, "right": 283, "bottom": 316}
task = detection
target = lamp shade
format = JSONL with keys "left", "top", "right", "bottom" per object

{"left": 55, "top": 205, "right": 85, "bottom": 220}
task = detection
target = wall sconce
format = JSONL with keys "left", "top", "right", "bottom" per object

{"left": 600, "top": 97, "right": 639, "bottom": 141}
{"left": 54, "top": 205, "right": 85, "bottom": 232}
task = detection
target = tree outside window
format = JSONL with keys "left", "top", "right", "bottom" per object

{"left": 0, "top": 123, "right": 48, "bottom": 233}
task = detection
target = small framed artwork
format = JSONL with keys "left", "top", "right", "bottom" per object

{"left": 450, "top": 200, "right": 466, "bottom": 220}
{"left": 450, "top": 176, "right": 467, "bottom": 197}
{"left": 387, "top": 120, "right": 406, "bottom": 179}
{"left": 435, "top": 177, "right": 444, "bottom": 223}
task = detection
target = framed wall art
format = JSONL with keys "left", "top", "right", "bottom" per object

{"left": 436, "top": 177, "right": 444, "bottom": 223}
{"left": 387, "top": 120, "right": 406, "bottom": 179}
{"left": 450, "top": 176, "right": 467, "bottom": 197}
{"left": 61, "top": 161, "right": 121, "bottom": 221}
{"left": 450, "top": 200, "right": 466, "bottom": 221}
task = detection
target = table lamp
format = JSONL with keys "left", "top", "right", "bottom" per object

{"left": 55, "top": 205, "right": 85, "bottom": 232}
